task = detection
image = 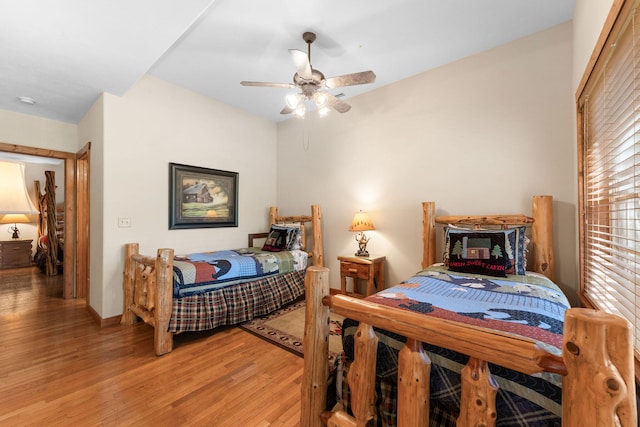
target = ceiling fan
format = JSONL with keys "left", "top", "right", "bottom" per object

{"left": 240, "top": 32, "right": 376, "bottom": 117}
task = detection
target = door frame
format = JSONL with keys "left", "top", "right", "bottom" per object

{"left": 75, "top": 143, "right": 90, "bottom": 300}
{"left": 0, "top": 142, "right": 77, "bottom": 299}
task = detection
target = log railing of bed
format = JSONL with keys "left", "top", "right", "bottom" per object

{"left": 121, "top": 204, "right": 323, "bottom": 356}
{"left": 301, "top": 196, "right": 637, "bottom": 426}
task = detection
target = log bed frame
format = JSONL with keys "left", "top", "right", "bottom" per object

{"left": 301, "top": 196, "right": 637, "bottom": 426}
{"left": 121, "top": 205, "right": 323, "bottom": 356}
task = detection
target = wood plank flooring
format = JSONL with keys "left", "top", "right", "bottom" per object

{"left": 0, "top": 267, "right": 304, "bottom": 426}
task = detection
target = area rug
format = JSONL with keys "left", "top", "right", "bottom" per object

{"left": 240, "top": 299, "right": 344, "bottom": 365}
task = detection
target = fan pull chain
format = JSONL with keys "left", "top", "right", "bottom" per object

{"left": 302, "top": 109, "right": 311, "bottom": 151}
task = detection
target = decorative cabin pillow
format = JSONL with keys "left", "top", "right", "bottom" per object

{"left": 447, "top": 231, "right": 508, "bottom": 277}
{"left": 262, "top": 225, "right": 296, "bottom": 252}
{"left": 444, "top": 226, "right": 528, "bottom": 275}
{"left": 278, "top": 222, "right": 303, "bottom": 250}
{"left": 443, "top": 225, "right": 484, "bottom": 264}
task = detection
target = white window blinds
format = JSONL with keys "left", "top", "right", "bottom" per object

{"left": 579, "top": 2, "right": 640, "bottom": 353}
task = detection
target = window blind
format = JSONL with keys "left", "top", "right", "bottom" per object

{"left": 579, "top": 1, "right": 640, "bottom": 354}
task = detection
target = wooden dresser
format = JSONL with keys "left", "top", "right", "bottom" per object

{"left": 0, "top": 240, "right": 33, "bottom": 269}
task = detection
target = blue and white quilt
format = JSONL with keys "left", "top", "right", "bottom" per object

{"left": 172, "top": 248, "right": 308, "bottom": 297}
{"left": 341, "top": 264, "right": 571, "bottom": 426}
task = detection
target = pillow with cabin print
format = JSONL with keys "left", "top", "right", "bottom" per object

{"left": 447, "top": 231, "right": 507, "bottom": 277}
{"left": 262, "top": 225, "right": 295, "bottom": 252}
{"left": 444, "top": 226, "right": 528, "bottom": 275}
{"left": 278, "top": 222, "right": 303, "bottom": 250}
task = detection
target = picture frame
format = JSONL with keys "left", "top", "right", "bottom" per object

{"left": 169, "top": 162, "right": 238, "bottom": 229}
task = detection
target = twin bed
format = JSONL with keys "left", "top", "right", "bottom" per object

{"left": 301, "top": 196, "right": 636, "bottom": 426}
{"left": 121, "top": 205, "right": 322, "bottom": 356}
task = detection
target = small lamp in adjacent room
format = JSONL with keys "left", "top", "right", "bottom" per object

{"left": 349, "top": 211, "right": 375, "bottom": 257}
{"left": 0, "top": 214, "right": 31, "bottom": 239}
{"left": 0, "top": 160, "right": 40, "bottom": 239}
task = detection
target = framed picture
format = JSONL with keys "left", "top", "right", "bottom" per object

{"left": 169, "top": 162, "right": 238, "bottom": 229}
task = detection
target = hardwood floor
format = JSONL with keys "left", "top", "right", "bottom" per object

{"left": 0, "top": 267, "right": 304, "bottom": 426}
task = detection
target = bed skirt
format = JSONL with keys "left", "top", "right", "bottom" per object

{"left": 169, "top": 270, "right": 305, "bottom": 333}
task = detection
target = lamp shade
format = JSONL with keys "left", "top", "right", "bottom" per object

{"left": 0, "top": 213, "right": 31, "bottom": 224}
{"left": 349, "top": 211, "right": 375, "bottom": 232}
{"left": 0, "top": 160, "right": 39, "bottom": 215}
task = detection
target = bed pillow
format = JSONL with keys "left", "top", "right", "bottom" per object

{"left": 278, "top": 222, "right": 303, "bottom": 250}
{"left": 262, "top": 225, "right": 296, "bottom": 252}
{"left": 444, "top": 225, "right": 528, "bottom": 275}
{"left": 447, "top": 231, "right": 508, "bottom": 277}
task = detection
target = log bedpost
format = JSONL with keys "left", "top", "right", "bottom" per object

{"left": 311, "top": 204, "right": 324, "bottom": 267}
{"left": 121, "top": 243, "right": 139, "bottom": 325}
{"left": 269, "top": 206, "right": 278, "bottom": 226}
{"left": 531, "top": 195, "right": 555, "bottom": 281}
{"left": 344, "top": 323, "right": 378, "bottom": 425}
{"left": 562, "top": 308, "right": 637, "bottom": 426}
{"left": 154, "top": 248, "right": 174, "bottom": 356}
{"left": 300, "top": 266, "right": 331, "bottom": 427}
{"left": 457, "top": 357, "right": 498, "bottom": 426}
{"left": 397, "top": 338, "right": 431, "bottom": 425}
{"left": 422, "top": 201, "right": 436, "bottom": 269}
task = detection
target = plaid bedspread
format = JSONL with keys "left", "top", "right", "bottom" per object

{"left": 172, "top": 248, "right": 308, "bottom": 297}
{"left": 169, "top": 270, "right": 305, "bottom": 333}
{"left": 341, "top": 264, "right": 570, "bottom": 426}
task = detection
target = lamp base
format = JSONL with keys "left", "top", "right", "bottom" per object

{"left": 354, "top": 231, "right": 371, "bottom": 258}
{"left": 10, "top": 225, "right": 20, "bottom": 240}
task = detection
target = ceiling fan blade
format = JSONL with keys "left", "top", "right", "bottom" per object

{"left": 289, "top": 49, "right": 313, "bottom": 80}
{"left": 324, "top": 70, "right": 376, "bottom": 89}
{"left": 280, "top": 105, "right": 295, "bottom": 115}
{"left": 325, "top": 93, "right": 351, "bottom": 113}
{"left": 240, "top": 81, "right": 295, "bottom": 88}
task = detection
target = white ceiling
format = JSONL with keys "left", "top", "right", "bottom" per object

{"left": 1, "top": 0, "right": 576, "bottom": 125}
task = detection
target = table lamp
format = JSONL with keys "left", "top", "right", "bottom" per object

{"left": 0, "top": 160, "right": 39, "bottom": 239}
{"left": 0, "top": 214, "right": 31, "bottom": 239}
{"left": 349, "top": 211, "right": 375, "bottom": 257}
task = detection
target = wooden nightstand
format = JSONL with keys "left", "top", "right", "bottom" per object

{"left": 338, "top": 255, "right": 385, "bottom": 297}
{"left": 0, "top": 239, "right": 33, "bottom": 269}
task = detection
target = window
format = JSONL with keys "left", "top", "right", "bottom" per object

{"left": 577, "top": 0, "right": 640, "bottom": 364}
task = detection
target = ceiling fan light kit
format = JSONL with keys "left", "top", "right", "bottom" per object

{"left": 240, "top": 32, "right": 376, "bottom": 118}
{"left": 285, "top": 93, "right": 301, "bottom": 109}
{"left": 294, "top": 104, "right": 306, "bottom": 118}
{"left": 314, "top": 92, "right": 328, "bottom": 107}
{"left": 318, "top": 106, "right": 330, "bottom": 117}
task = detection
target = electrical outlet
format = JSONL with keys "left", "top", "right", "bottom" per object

{"left": 118, "top": 217, "right": 131, "bottom": 228}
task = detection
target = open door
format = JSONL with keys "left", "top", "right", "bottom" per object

{"left": 75, "top": 143, "right": 90, "bottom": 300}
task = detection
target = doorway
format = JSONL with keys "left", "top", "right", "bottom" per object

{"left": 0, "top": 142, "right": 88, "bottom": 300}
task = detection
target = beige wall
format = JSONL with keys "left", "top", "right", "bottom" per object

{"left": 277, "top": 23, "right": 579, "bottom": 303}
{"left": 0, "top": 109, "right": 77, "bottom": 152}
{"left": 78, "top": 94, "right": 105, "bottom": 311}
{"left": 573, "top": 0, "right": 613, "bottom": 91}
{"left": 80, "top": 75, "right": 278, "bottom": 318}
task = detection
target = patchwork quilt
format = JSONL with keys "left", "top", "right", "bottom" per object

{"left": 341, "top": 264, "right": 570, "bottom": 426}
{"left": 172, "top": 248, "right": 308, "bottom": 297}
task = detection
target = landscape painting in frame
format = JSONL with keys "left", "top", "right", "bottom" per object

{"left": 169, "top": 163, "right": 238, "bottom": 229}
